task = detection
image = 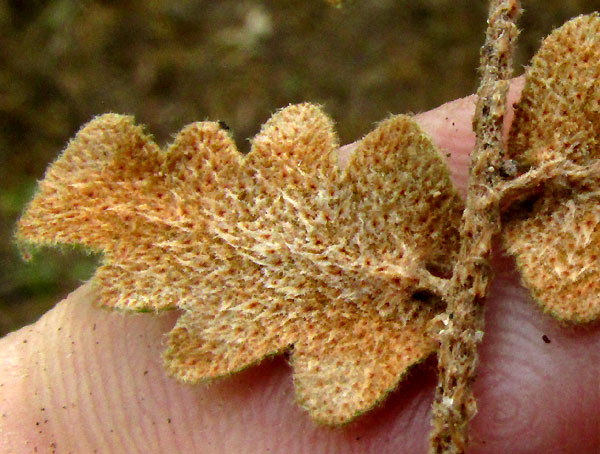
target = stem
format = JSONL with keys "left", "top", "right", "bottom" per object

{"left": 497, "top": 158, "right": 600, "bottom": 207}
{"left": 428, "top": 1, "right": 521, "bottom": 453}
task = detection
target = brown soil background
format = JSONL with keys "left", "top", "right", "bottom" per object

{"left": 2, "top": 0, "right": 600, "bottom": 335}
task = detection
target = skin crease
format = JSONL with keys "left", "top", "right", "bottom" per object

{"left": 2, "top": 78, "right": 600, "bottom": 453}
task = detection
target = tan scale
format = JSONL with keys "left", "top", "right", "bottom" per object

{"left": 17, "top": 103, "right": 464, "bottom": 424}
{"left": 504, "top": 13, "right": 600, "bottom": 322}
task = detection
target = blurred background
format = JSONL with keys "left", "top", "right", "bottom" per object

{"left": 2, "top": 0, "right": 600, "bottom": 335}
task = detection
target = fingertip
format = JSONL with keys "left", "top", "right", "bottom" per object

{"left": 414, "top": 94, "right": 477, "bottom": 196}
{"left": 0, "top": 322, "right": 45, "bottom": 453}
{"left": 0, "top": 283, "right": 180, "bottom": 453}
{"left": 468, "top": 260, "right": 600, "bottom": 453}
{"left": 0, "top": 283, "right": 440, "bottom": 453}
{"left": 414, "top": 76, "right": 525, "bottom": 196}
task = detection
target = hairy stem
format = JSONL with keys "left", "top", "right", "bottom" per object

{"left": 428, "top": 1, "right": 522, "bottom": 453}
{"left": 498, "top": 158, "right": 600, "bottom": 208}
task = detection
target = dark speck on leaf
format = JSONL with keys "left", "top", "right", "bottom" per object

{"left": 542, "top": 334, "right": 551, "bottom": 344}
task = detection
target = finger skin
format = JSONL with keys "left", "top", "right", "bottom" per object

{"left": 0, "top": 283, "right": 436, "bottom": 453}
{"left": 414, "top": 75, "right": 525, "bottom": 196}
{"left": 3, "top": 78, "right": 600, "bottom": 453}
{"left": 472, "top": 255, "right": 600, "bottom": 453}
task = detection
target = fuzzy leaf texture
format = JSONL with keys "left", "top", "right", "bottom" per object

{"left": 17, "top": 103, "right": 464, "bottom": 424}
{"left": 504, "top": 13, "right": 600, "bottom": 323}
